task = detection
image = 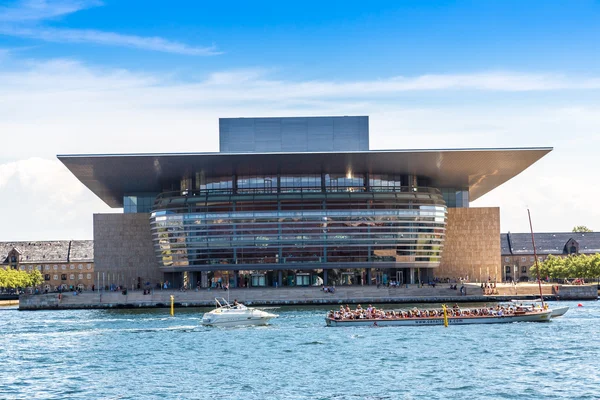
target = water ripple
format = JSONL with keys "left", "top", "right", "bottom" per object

{"left": 1, "top": 301, "right": 598, "bottom": 399}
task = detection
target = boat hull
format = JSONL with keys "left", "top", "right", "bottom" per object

{"left": 325, "top": 310, "right": 552, "bottom": 327}
{"left": 202, "top": 316, "right": 276, "bottom": 327}
{"left": 202, "top": 308, "right": 278, "bottom": 327}
{"left": 551, "top": 306, "right": 569, "bottom": 317}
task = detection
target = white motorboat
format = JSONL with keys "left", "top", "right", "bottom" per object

{"left": 201, "top": 298, "right": 278, "bottom": 327}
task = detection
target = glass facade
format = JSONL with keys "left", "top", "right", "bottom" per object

{"left": 150, "top": 187, "right": 447, "bottom": 271}
{"left": 440, "top": 188, "right": 469, "bottom": 208}
{"left": 124, "top": 194, "right": 158, "bottom": 213}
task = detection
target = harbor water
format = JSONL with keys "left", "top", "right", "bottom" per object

{"left": 1, "top": 300, "right": 598, "bottom": 399}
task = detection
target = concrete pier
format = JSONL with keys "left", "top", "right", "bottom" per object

{"left": 18, "top": 284, "right": 598, "bottom": 310}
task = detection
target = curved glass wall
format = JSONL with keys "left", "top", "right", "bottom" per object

{"left": 150, "top": 189, "right": 447, "bottom": 271}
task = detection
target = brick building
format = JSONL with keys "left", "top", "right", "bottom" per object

{"left": 500, "top": 232, "right": 600, "bottom": 281}
{"left": 1, "top": 241, "right": 94, "bottom": 291}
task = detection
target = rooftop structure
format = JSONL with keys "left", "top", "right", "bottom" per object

{"left": 219, "top": 116, "right": 369, "bottom": 153}
{"left": 58, "top": 147, "right": 551, "bottom": 209}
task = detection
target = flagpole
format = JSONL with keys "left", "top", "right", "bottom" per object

{"left": 527, "top": 209, "right": 545, "bottom": 308}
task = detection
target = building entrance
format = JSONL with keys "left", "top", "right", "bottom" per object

{"left": 396, "top": 271, "right": 404, "bottom": 286}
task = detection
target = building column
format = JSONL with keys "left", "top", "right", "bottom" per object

{"left": 409, "top": 268, "right": 416, "bottom": 284}
{"left": 323, "top": 269, "right": 328, "bottom": 286}
{"left": 366, "top": 268, "right": 371, "bottom": 285}
{"left": 278, "top": 270, "right": 283, "bottom": 287}
{"left": 233, "top": 272, "right": 238, "bottom": 288}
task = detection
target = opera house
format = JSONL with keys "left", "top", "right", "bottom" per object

{"left": 59, "top": 116, "right": 551, "bottom": 289}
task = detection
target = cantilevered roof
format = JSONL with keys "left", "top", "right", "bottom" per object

{"left": 58, "top": 148, "right": 552, "bottom": 208}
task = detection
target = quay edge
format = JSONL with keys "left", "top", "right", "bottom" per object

{"left": 18, "top": 284, "right": 598, "bottom": 311}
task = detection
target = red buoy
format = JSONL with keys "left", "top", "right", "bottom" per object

{"left": 578, "top": 303, "right": 583, "bottom": 307}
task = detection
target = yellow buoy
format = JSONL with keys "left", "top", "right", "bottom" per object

{"left": 442, "top": 304, "right": 449, "bottom": 328}
{"left": 170, "top": 295, "right": 174, "bottom": 316}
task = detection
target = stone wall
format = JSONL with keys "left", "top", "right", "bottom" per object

{"left": 93, "top": 213, "right": 162, "bottom": 289}
{"left": 438, "top": 207, "right": 501, "bottom": 282}
{"left": 558, "top": 285, "right": 597, "bottom": 300}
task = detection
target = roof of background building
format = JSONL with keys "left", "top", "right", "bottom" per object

{"left": 0, "top": 240, "right": 93, "bottom": 264}
{"left": 501, "top": 232, "right": 600, "bottom": 255}
{"left": 58, "top": 147, "right": 552, "bottom": 208}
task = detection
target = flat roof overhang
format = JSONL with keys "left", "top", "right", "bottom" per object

{"left": 58, "top": 148, "right": 552, "bottom": 208}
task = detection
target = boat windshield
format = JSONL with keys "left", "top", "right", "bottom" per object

{"left": 214, "top": 298, "right": 246, "bottom": 310}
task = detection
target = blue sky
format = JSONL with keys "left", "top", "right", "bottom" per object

{"left": 1, "top": 0, "right": 600, "bottom": 239}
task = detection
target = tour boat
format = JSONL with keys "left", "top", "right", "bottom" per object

{"left": 201, "top": 298, "right": 278, "bottom": 327}
{"left": 325, "top": 307, "right": 552, "bottom": 327}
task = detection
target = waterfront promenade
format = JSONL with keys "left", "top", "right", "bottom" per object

{"left": 18, "top": 283, "right": 597, "bottom": 310}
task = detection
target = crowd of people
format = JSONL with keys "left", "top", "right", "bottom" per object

{"left": 326, "top": 303, "right": 542, "bottom": 321}
{"left": 481, "top": 281, "right": 498, "bottom": 295}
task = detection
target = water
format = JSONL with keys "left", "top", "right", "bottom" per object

{"left": 1, "top": 300, "right": 598, "bottom": 400}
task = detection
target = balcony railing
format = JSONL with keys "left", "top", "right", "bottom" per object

{"left": 154, "top": 186, "right": 442, "bottom": 206}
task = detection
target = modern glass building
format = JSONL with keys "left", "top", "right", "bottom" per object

{"left": 59, "top": 116, "right": 551, "bottom": 289}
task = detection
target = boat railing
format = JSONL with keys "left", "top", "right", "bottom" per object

{"left": 214, "top": 297, "right": 232, "bottom": 309}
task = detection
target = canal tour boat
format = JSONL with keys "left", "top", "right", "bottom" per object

{"left": 201, "top": 298, "right": 278, "bottom": 327}
{"left": 325, "top": 306, "right": 553, "bottom": 327}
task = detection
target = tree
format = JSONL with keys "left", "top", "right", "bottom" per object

{"left": 28, "top": 270, "right": 44, "bottom": 288}
{"left": 572, "top": 226, "right": 592, "bottom": 232}
{"left": 0, "top": 267, "right": 44, "bottom": 290}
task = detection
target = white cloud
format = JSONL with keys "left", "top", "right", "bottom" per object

{"left": 0, "top": 0, "right": 100, "bottom": 22}
{"left": 1, "top": 58, "right": 600, "bottom": 239}
{"left": 0, "top": 158, "right": 115, "bottom": 240}
{"left": 0, "top": 0, "right": 220, "bottom": 55}
{"left": 0, "top": 26, "right": 221, "bottom": 56}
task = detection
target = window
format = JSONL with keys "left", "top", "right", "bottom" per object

{"left": 504, "top": 257, "right": 510, "bottom": 262}
{"left": 28, "top": 265, "right": 33, "bottom": 270}
{"left": 70, "top": 274, "right": 75, "bottom": 280}
{"left": 37, "top": 265, "right": 42, "bottom": 271}
{"left": 53, "top": 265, "right": 58, "bottom": 270}
{"left": 45, "top": 265, "right": 50, "bottom": 271}
{"left": 78, "top": 274, "right": 83, "bottom": 279}
{"left": 87, "top": 264, "right": 92, "bottom": 270}
{"left": 78, "top": 264, "right": 83, "bottom": 270}
{"left": 529, "top": 257, "right": 534, "bottom": 262}
{"left": 61, "top": 274, "right": 67, "bottom": 280}
{"left": 53, "top": 275, "right": 58, "bottom": 280}
{"left": 279, "top": 175, "right": 321, "bottom": 193}
{"left": 70, "top": 265, "right": 75, "bottom": 270}
{"left": 61, "top": 265, "right": 66, "bottom": 270}
{"left": 369, "top": 174, "right": 403, "bottom": 191}
{"left": 505, "top": 266, "right": 511, "bottom": 274}
{"left": 44, "top": 274, "right": 50, "bottom": 281}
{"left": 86, "top": 274, "right": 92, "bottom": 279}
{"left": 522, "top": 266, "right": 527, "bottom": 273}
{"left": 521, "top": 257, "right": 526, "bottom": 262}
